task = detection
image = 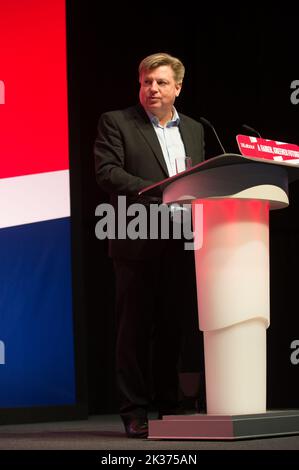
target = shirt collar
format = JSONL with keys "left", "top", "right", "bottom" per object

{"left": 146, "top": 107, "right": 180, "bottom": 127}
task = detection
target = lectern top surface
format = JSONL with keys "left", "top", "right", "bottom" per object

{"left": 139, "top": 153, "right": 299, "bottom": 197}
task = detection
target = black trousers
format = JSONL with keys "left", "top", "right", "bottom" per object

{"left": 113, "top": 238, "right": 205, "bottom": 420}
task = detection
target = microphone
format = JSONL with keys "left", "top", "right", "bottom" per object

{"left": 242, "top": 124, "right": 261, "bottom": 138}
{"left": 199, "top": 117, "right": 226, "bottom": 154}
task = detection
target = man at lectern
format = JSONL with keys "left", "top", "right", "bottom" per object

{"left": 94, "top": 52, "right": 205, "bottom": 438}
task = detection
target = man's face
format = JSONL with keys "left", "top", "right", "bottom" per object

{"left": 139, "top": 65, "right": 181, "bottom": 117}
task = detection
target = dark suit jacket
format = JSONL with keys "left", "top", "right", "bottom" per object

{"left": 94, "top": 104, "right": 205, "bottom": 259}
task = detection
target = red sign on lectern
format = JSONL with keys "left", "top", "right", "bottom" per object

{"left": 236, "top": 135, "right": 299, "bottom": 164}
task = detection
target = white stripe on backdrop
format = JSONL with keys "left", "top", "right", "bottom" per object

{"left": 0, "top": 170, "right": 70, "bottom": 229}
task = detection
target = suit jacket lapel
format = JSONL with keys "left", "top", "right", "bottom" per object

{"left": 133, "top": 105, "right": 169, "bottom": 177}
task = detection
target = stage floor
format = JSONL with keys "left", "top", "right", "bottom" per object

{"left": 0, "top": 413, "right": 299, "bottom": 450}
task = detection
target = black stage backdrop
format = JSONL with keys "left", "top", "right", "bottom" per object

{"left": 67, "top": 2, "right": 299, "bottom": 414}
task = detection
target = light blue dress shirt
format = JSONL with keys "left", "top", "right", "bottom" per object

{"left": 147, "top": 108, "right": 186, "bottom": 177}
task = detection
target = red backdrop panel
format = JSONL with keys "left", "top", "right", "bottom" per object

{"left": 0, "top": 0, "right": 69, "bottom": 178}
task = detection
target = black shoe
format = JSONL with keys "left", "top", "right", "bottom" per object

{"left": 123, "top": 417, "right": 148, "bottom": 438}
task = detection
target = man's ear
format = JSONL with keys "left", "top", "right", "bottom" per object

{"left": 175, "top": 84, "right": 182, "bottom": 97}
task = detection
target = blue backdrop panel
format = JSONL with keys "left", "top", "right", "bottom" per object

{"left": 0, "top": 217, "right": 76, "bottom": 407}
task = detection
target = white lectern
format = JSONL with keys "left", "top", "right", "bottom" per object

{"left": 140, "top": 154, "right": 299, "bottom": 439}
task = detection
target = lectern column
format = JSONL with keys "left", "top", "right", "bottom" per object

{"left": 192, "top": 198, "right": 270, "bottom": 415}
